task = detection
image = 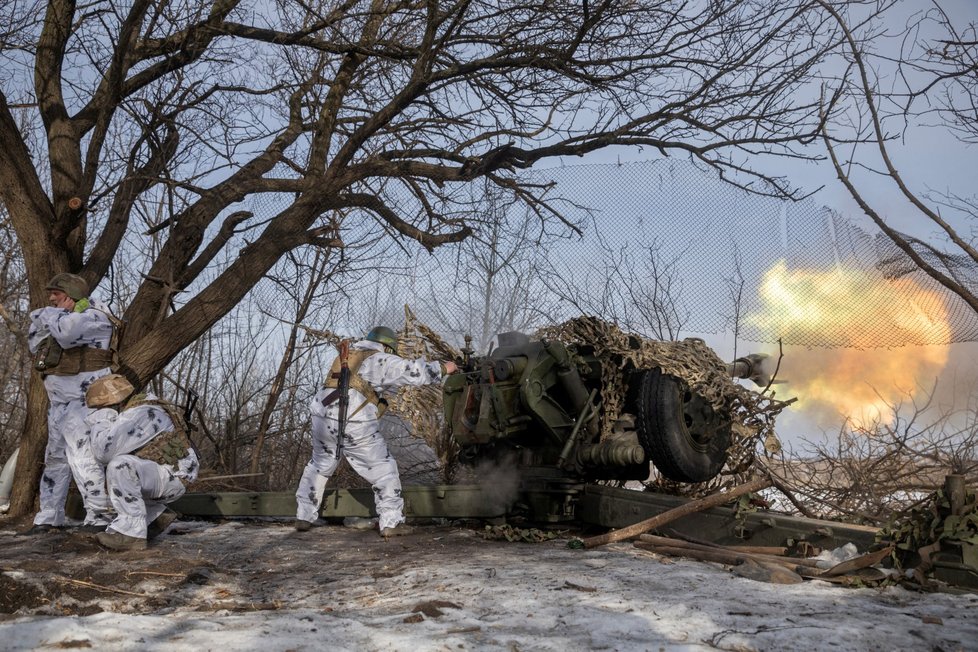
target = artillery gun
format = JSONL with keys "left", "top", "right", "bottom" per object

{"left": 163, "top": 325, "right": 918, "bottom": 577}
{"left": 443, "top": 330, "right": 770, "bottom": 485}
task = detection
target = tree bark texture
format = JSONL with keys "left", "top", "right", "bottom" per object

{"left": 8, "top": 375, "right": 49, "bottom": 518}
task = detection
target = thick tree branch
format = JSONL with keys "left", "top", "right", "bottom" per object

{"left": 818, "top": 0, "right": 978, "bottom": 265}
{"left": 178, "top": 210, "right": 251, "bottom": 287}
{"left": 343, "top": 192, "right": 472, "bottom": 252}
{"left": 77, "top": 0, "right": 154, "bottom": 196}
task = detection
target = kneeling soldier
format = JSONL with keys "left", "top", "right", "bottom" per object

{"left": 84, "top": 374, "right": 199, "bottom": 551}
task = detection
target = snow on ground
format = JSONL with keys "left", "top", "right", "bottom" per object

{"left": 1, "top": 519, "right": 976, "bottom": 651}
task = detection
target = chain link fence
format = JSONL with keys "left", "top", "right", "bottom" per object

{"left": 239, "top": 158, "right": 976, "bottom": 352}
{"left": 6, "top": 158, "right": 974, "bottom": 489}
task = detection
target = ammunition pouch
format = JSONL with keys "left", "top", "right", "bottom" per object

{"left": 33, "top": 336, "right": 63, "bottom": 373}
{"left": 323, "top": 349, "right": 383, "bottom": 417}
{"left": 134, "top": 428, "right": 192, "bottom": 467}
{"left": 36, "top": 341, "right": 114, "bottom": 377}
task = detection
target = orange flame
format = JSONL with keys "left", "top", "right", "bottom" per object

{"left": 749, "top": 261, "right": 951, "bottom": 427}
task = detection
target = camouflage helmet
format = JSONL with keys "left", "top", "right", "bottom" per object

{"left": 86, "top": 374, "right": 134, "bottom": 408}
{"left": 45, "top": 273, "right": 89, "bottom": 301}
{"left": 366, "top": 326, "right": 398, "bottom": 354}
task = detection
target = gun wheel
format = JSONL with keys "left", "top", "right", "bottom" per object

{"left": 630, "top": 368, "right": 731, "bottom": 483}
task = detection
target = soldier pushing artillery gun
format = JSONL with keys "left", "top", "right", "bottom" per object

{"left": 293, "top": 326, "right": 458, "bottom": 537}
{"left": 292, "top": 315, "right": 785, "bottom": 526}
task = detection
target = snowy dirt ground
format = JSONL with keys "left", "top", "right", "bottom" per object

{"left": 1, "top": 517, "right": 976, "bottom": 652}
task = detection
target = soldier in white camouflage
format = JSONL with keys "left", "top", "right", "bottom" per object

{"left": 84, "top": 374, "right": 199, "bottom": 551}
{"left": 21, "top": 273, "right": 115, "bottom": 535}
{"left": 294, "top": 326, "right": 456, "bottom": 537}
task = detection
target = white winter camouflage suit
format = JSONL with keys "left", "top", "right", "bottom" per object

{"left": 87, "top": 396, "right": 199, "bottom": 538}
{"left": 27, "top": 303, "right": 113, "bottom": 527}
{"left": 295, "top": 340, "right": 444, "bottom": 529}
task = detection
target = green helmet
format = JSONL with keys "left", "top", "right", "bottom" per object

{"left": 366, "top": 326, "right": 398, "bottom": 354}
{"left": 45, "top": 273, "right": 89, "bottom": 301}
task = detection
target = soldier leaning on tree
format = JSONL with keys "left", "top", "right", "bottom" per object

{"left": 84, "top": 374, "right": 199, "bottom": 551}
{"left": 21, "top": 273, "right": 116, "bottom": 535}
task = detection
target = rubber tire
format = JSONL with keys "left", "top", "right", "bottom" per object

{"left": 631, "top": 368, "right": 731, "bottom": 483}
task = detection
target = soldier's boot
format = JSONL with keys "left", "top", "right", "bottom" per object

{"left": 147, "top": 509, "right": 179, "bottom": 539}
{"left": 379, "top": 524, "right": 414, "bottom": 538}
{"left": 17, "top": 524, "right": 57, "bottom": 536}
{"left": 95, "top": 529, "right": 148, "bottom": 551}
{"left": 294, "top": 519, "right": 313, "bottom": 532}
{"left": 74, "top": 523, "right": 109, "bottom": 534}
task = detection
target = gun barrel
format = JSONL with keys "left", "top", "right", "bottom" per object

{"left": 725, "top": 353, "right": 771, "bottom": 386}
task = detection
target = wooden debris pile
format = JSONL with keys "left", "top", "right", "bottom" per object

{"left": 576, "top": 475, "right": 897, "bottom": 587}
{"left": 633, "top": 534, "right": 893, "bottom": 586}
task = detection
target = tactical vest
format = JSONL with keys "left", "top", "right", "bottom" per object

{"left": 128, "top": 398, "right": 194, "bottom": 469}
{"left": 33, "top": 307, "right": 122, "bottom": 377}
{"left": 34, "top": 338, "right": 114, "bottom": 376}
{"left": 323, "top": 349, "right": 385, "bottom": 418}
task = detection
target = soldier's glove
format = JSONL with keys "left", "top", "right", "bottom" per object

{"left": 73, "top": 298, "right": 90, "bottom": 313}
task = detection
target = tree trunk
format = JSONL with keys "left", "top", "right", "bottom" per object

{"left": 5, "top": 216, "right": 67, "bottom": 518}
{"left": 7, "top": 374, "right": 49, "bottom": 518}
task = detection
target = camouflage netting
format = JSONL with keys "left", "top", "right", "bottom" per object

{"left": 389, "top": 307, "right": 461, "bottom": 473}
{"left": 385, "top": 312, "right": 790, "bottom": 484}
{"left": 535, "top": 316, "right": 791, "bottom": 477}
{"left": 236, "top": 159, "right": 978, "bottom": 351}
{"left": 877, "top": 484, "right": 978, "bottom": 581}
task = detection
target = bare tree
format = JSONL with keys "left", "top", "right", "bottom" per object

{"left": 818, "top": 1, "right": 978, "bottom": 315}
{"left": 542, "top": 233, "right": 690, "bottom": 341}
{"left": 724, "top": 247, "right": 746, "bottom": 360}
{"left": 0, "top": 0, "right": 879, "bottom": 515}
{"left": 249, "top": 248, "right": 340, "bottom": 481}
{"left": 0, "top": 208, "right": 29, "bottom": 463}
{"left": 418, "top": 183, "right": 562, "bottom": 352}
{"left": 768, "top": 380, "right": 978, "bottom": 525}
{"left": 904, "top": 5, "right": 978, "bottom": 146}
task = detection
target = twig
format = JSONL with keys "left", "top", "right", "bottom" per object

{"left": 195, "top": 473, "right": 265, "bottom": 482}
{"left": 770, "top": 476, "right": 820, "bottom": 519}
{"left": 0, "top": 304, "right": 25, "bottom": 341}
{"left": 58, "top": 577, "right": 147, "bottom": 597}
{"left": 284, "top": 321, "right": 342, "bottom": 346}
{"left": 755, "top": 460, "right": 821, "bottom": 519}
{"left": 125, "top": 571, "right": 186, "bottom": 578}
{"left": 761, "top": 338, "right": 785, "bottom": 395}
